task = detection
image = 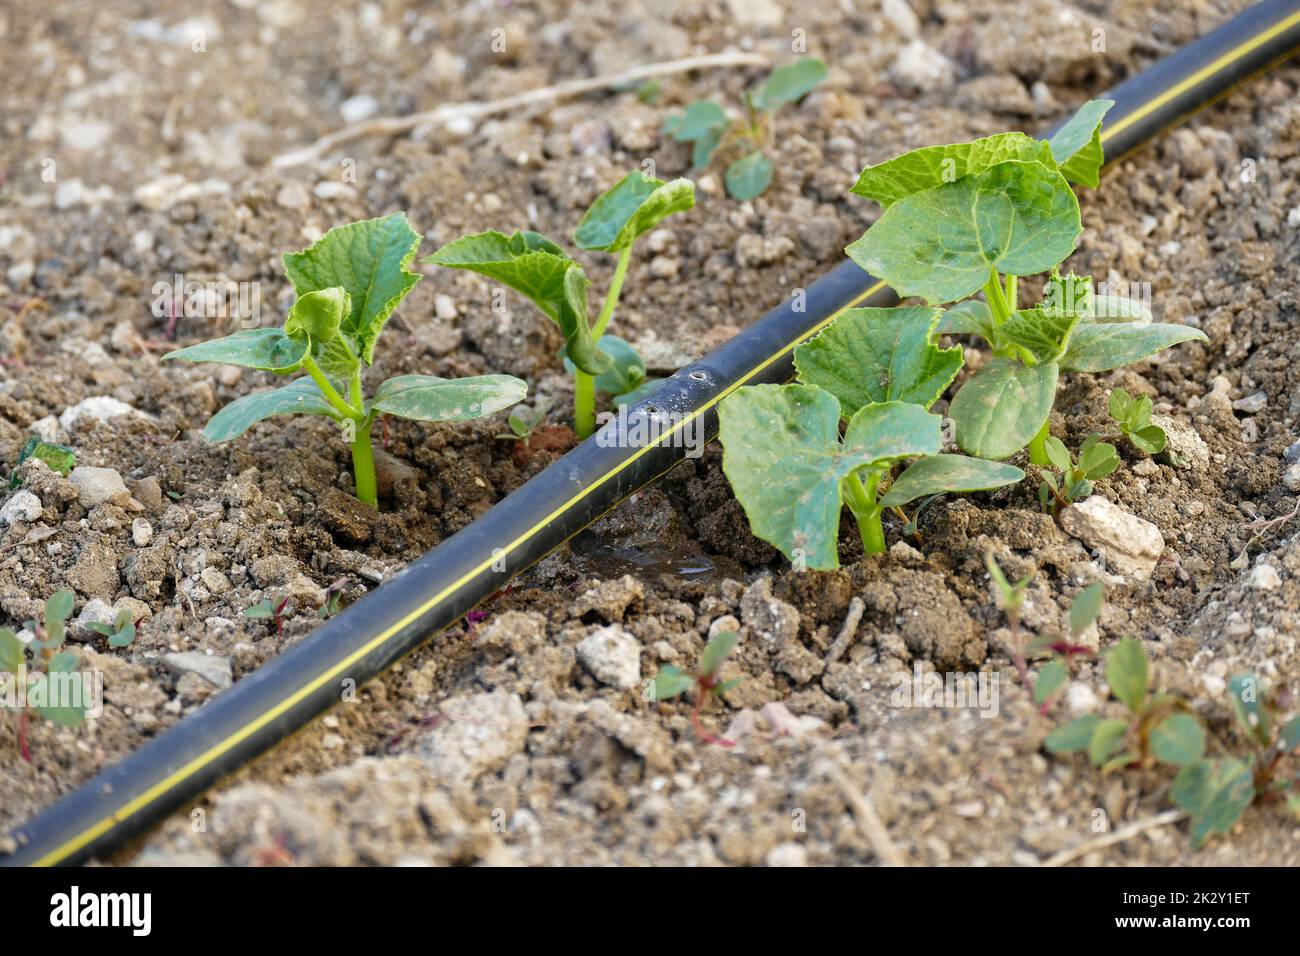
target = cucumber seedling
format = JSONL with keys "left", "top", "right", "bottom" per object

{"left": 662, "top": 58, "right": 827, "bottom": 200}
{"left": 164, "top": 214, "right": 528, "bottom": 508}
{"left": 1, "top": 590, "right": 89, "bottom": 761}
{"left": 718, "top": 306, "right": 1024, "bottom": 568}
{"left": 845, "top": 100, "right": 1207, "bottom": 464}
{"left": 649, "top": 630, "right": 743, "bottom": 747}
{"left": 427, "top": 171, "right": 693, "bottom": 439}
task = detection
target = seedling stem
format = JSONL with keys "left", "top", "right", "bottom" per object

{"left": 842, "top": 470, "right": 887, "bottom": 556}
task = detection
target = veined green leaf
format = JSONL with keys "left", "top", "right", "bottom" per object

{"left": 557, "top": 266, "right": 611, "bottom": 376}
{"left": 851, "top": 133, "right": 1056, "bottom": 208}
{"left": 284, "top": 286, "right": 349, "bottom": 342}
{"left": 725, "top": 151, "right": 774, "bottom": 201}
{"left": 717, "top": 385, "right": 941, "bottom": 570}
{"left": 692, "top": 129, "right": 724, "bottom": 169}
{"left": 937, "top": 299, "right": 995, "bottom": 340}
{"left": 1106, "top": 638, "right": 1148, "bottom": 712}
{"left": 753, "top": 58, "right": 827, "bottom": 111}
{"left": 1048, "top": 99, "right": 1113, "bottom": 189}
{"left": 879, "top": 454, "right": 1023, "bottom": 507}
{"left": 1069, "top": 582, "right": 1104, "bottom": 637}
{"left": 661, "top": 100, "right": 728, "bottom": 141}
{"left": 1171, "top": 758, "right": 1256, "bottom": 849}
{"left": 367, "top": 374, "right": 527, "bottom": 423}
{"left": 1000, "top": 307, "right": 1080, "bottom": 364}
{"left": 163, "top": 327, "right": 309, "bottom": 372}
{"left": 426, "top": 230, "right": 571, "bottom": 317}
{"left": 573, "top": 172, "right": 695, "bottom": 252}
{"left": 1089, "top": 294, "right": 1152, "bottom": 324}
{"left": 282, "top": 213, "right": 423, "bottom": 364}
{"left": 793, "top": 305, "right": 962, "bottom": 415}
{"left": 847, "top": 160, "right": 1081, "bottom": 304}
{"left": 203, "top": 378, "right": 341, "bottom": 442}
{"left": 1059, "top": 323, "right": 1207, "bottom": 373}
{"left": 949, "top": 359, "right": 1058, "bottom": 460}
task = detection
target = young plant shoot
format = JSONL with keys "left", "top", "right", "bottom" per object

{"left": 163, "top": 214, "right": 527, "bottom": 508}
{"left": 662, "top": 58, "right": 827, "bottom": 200}
{"left": 845, "top": 100, "right": 1207, "bottom": 464}
{"left": 718, "top": 306, "right": 1023, "bottom": 568}
{"left": 1108, "top": 387, "right": 1167, "bottom": 454}
{"left": 427, "top": 171, "right": 693, "bottom": 439}
{"left": 1, "top": 590, "right": 88, "bottom": 761}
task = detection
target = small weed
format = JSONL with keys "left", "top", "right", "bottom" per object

{"left": 1, "top": 590, "right": 89, "bottom": 761}
{"left": 1107, "top": 387, "right": 1166, "bottom": 455}
{"left": 1036, "top": 434, "right": 1119, "bottom": 515}
{"left": 244, "top": 595, "right": 291, "bottom": 637}
{"left": 649, "top": 631, "right": 743, "bottom": 747}
{"left": 87, "top": 609, "right": 140, "bottom": 648}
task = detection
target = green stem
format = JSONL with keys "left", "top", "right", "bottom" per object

{"left": 842, "top": 471, "right": 887, "bottom": 556}
{"left": 574, "top": 371, "right": 596, "bottom": 440}
{"left": 591, "top": 245, "right": 633, "bottom": 340}
{"left": 302, "top": 356, "right": 360, "bottom": 420}
{"left": 984, "top": 270, "right": 1012, "bottom": 324}
{"left": 1004, "top": 274, "right": 1017, "bottom": 312}
{"left": 350, "top": 417, "right": 378, "bottom": 509}
{"left": 1028, "top": 419, "right": 1051, "bottom": 467}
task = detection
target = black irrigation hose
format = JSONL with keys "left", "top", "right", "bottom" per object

{"left": 5, "top": 0, "right": 1299, "bottom": 868}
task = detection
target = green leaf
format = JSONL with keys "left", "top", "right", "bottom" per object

{"left": 282, "top": 212, "right": 423, "bottom": 364}
{"left": 725, "top": 152, "right": 774, "bottom": 201}
{"left": 564, "top": 335, "right": 645, "bottom": 395}
{"left": 1150, "top": 713, "right": 1206, "bottom": 766}
{"left": 1227, "top": 673, "right": 1271, "bottom": 746}
{"left": 1044, "top": 715, "right": 1100, "bottom": 754}
{"left": 203, "top": 378, "right": 341, "bottom": 443}
{"left": 879, "top": 454, "right": 1023, "bottom": 507}
{"left": 1088, "top": 717, "right": 1130, "bottom": 767}
{"left": 1059, "top": 323, "right": 1208, "bottom": 373}
{"left": 851, "top": 133, "right": 1056, "bottom": 208}
{"left": 717, "top": 385, "right": 941, "bottom": 570}
{"left": 1279, "top": 714, "right": 1300, "bottom": 752}
{"left": 11, "top": 436, "right": 76, "bottom": 486}
{"left": 1069, "top": 582, "right": 1104, "bottom": 637}
{"left": 556, "top": 266, "right": 611, "bottom": 376}
{"left": 1171, "top": 758, "right": 1256, "bottom": 849}
{"left": 793, "top": 305, "right": 962, "bottom": 415}
{"left": 163, "top": 327, "right": 309, "bottom": 373}
{"left": 1044, "top": 436, "right": 1072, "bottom": 472}
{"left": 1047, "top": 99, "right": 1113, "bottom": 189}
{"left": 0, "top": 627, "right": 24, "bottom": 674}
{"left": 425, "top": 230, "right": 571, "bottom": 318}
{"left": 692, "top": 129, "right": 724, "bottom": 170}
{"left": 45, "top": 590, "right": 74, "bottom": 633}
{"left": 35, "top": 651, "right": 87, "bottom": 727}
{"left": 283, "top": 286, "right": 349, "bottom": 342}
{"left": 847, "top": 160, "right": 1081, "bottom": 305}
{"left": 700, "top": 631, "right": 739, "bottom": 678}
{"left": 1000, "top": 308, "right": 1080, "bottom": 365}
{"left": 936, "top": 299, "right": 995, "bottom": 339}
{"left": 1129, "top": 424, "right": 1166, "bottom": 455}
{"left": 243, "top": 601, "right": 274, "bottom": 619}
{"left": 652, "top": 666, "right": 696, "bottom": 701}
{"left": 1107, "top": 387, "right": 1134, "bottom": 422}
{"left": 1088, "top": 294, "right": 1153, "bottom": 323}
{"left": 108, "top": 619, "right": 136, "bottom": 648}
{"left": 1078, "top": 440, "right": 1119, "bottom": 480}
{"left": 1106, "top": 638, "right": 1148, "bottom": 712}
{"left": 949, "top": 359, "right": 1058, "bottom": 460}
{"left": 753, "top": 58, "right": 827, "bottom": 111}
{"left": 573, "top": 172, "right": 695, "bottom": 252}
{"left": 367, "top": 374, "right": 527, "bottom": 423}
{"left": 661, "top": 100, "right": 728, "bottom": 141}
{"left": 1035, "top": 659, "right": 1068, "bottom": 705}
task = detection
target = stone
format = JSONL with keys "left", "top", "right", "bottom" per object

{"left": 132, "top": 517, "right": 153, "bottom": 547}
{"left": 1060, "top": 496, "right": 1164, "bottom": 581}
{"left": 417, "top": 690, "right": 528, "bottom": 781}
{"left": 73, "top": 598, "right": 116, "bottom": 641}
{"left": 1066, "top": 682, "right": 1100, "bottom": 715}
{"left": 1284, "top": 463, "right": 1300, "bottom": 493}
{"left": 59, "top": 396, "right": 136, "bottom": 430}
{"left": 577, "top": 625, "right": 642, "bottom": 690}
{"left": 740, "top": 576, "right": 800, "bottom": 645}
{"left": 1247, "top": 563, "right": 1280, "bottom": 591}
{"left": 890, "top": 40, "right": 957, "bottom": 91}
{"left": 339, "top": 94, "right": 379, "bottom": 123}
{"left": 1, "top": 490, "right": 42, "bottom": 525}
{"left": 70, "top": 466, "right": 130, "bottom": 508}
{"left": 1232, "top": 391, "right": 1267, "bottom": 414}
{"left": 1152, "top": 415, "right": 1209, "bottom": 471}
{"left": 572, "top": 574, "right": 643, "bottom": 622}
{"left": 765, "top": 842, "right": 809, "bottom": 867}
{"left": 162, "top": 651, "right": 233, "bottom": 690}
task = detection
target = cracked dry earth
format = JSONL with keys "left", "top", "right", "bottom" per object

{"left": 2, "top": 0, "right": 1300, "bottom": 865}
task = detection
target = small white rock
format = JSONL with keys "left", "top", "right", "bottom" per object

{"left": 59, "top": 395, "right": 137, "bottom": 431}
{"left": 1232, "top": 391, "right": 1267, "bottom": 414}
{"left": 339, "top": 94, "right": 379, "bottom": 123}
{"left": 73, "top": 598, "right": 116, "bottom": 641}
{"left": 200, "top": 567, "right": 232, "bottom": 594}
{"left": 576, "top": 624, "right": 642, "bottom": 690}
{"left": 434, "top": 294, "right": 458, "bottom": 320}
{"left": 890, "top": 40, "right": 958, "bottom": 91}
{"left": 0, "top": 490, "right": 43, "bottom": 525}
{"left": 132, "top": 517, "right": 154, "bottom": 547}
{"left": 163, "top": 651, "right": 233, "bottom": 690}
{"left": 1247, "top": 563, "right": 1280, "bottom": 591}
{"left": 1283, "top": 462, "right": 1300, "bottom": 492}
{"left": 69, "top": 466, "right": 130, "bottom": 508}
{"left": 1060, "top": 496, "right": 1165, "bottom": 581}
{"left": 1066, "top": 681, "right": 1100, "bottom": 715}
{"left": 765, "top": 842, "right": 808, "bottom": 867}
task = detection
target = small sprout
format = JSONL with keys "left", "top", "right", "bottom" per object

{"left": 662, "top": 58, "right": 827, "bottom": 200}
{"left": 428, "top": 172, "right": 692, "bottom": 438}
{"left": 718, "top": 307, "right": 1022, "bottom": 567}
{"left": 1108, "top": 387, "right": 1167, "bottom": 455}
{"left": 317, "top": 579, "right": 348, "bottom": 620}
{"left": 495, "top": 401, "right": 549, "bottom": 447}
{"left": 1036, "top": 434, "right": 1119, "bottom": 516}
{"left": 2, "top": 590, "right": 89, "bottom": 761}
{"left": 650, "top": 631, "right": 742, "bottom": 747}
{"left": 9, "top": 435, "right": 76, "bottom": 488}
{"left": 164, "top": 214, "right": 528, "bottom": 509}
{"left": 88, "top": 609, "right": 140, "bottom": 648}
{"left": 843, "top": 100, "right": 1205, "bottom": 464}
{"left": 244, "top": 595, "right": 291, "bottom": 637}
